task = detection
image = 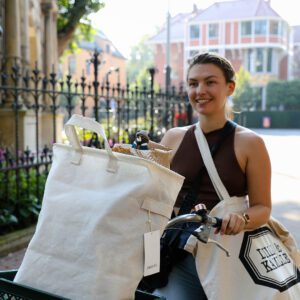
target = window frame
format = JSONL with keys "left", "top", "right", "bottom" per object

{"left": 208, "top": 23, "right": 219, "bottom": 39}
{"left": 267, "top": 48, "right": 273, "bottom": 72}
{"left": 189, "top": 50, "right": 199, "bottom": 59}
{"left": 255, "top": 48, "right": 264, "bottom": 73}
{"left": 68, "top": 55, "right": 76, "bottom": 75}
{"left": 254, "top": 20, "right": 267, "bottom": 35}
{"left": 269, "top": 20, "right": 279, "bottom": 36}
{"left": 241, "top": 21, "right": 252, "bottom": 36}
{"left": 189, "top": 24, "right": 200, "bottom": 39}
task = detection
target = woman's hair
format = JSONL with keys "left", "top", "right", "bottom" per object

{"left": 187, "top": 52, "right": 236, "bottom": 83}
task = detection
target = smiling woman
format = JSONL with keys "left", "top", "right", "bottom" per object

{"left": 186, "top": 53, "right": 236, "bottom": 121}
{"left": 187, "top": 63, "right": 235, "bottom": 117}
{"left": 146, "top": 52, "right": 274, "bottom": 299}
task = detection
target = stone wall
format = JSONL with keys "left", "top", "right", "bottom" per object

{"left": 0, "top": 0, "right": 62, "bottom": 151}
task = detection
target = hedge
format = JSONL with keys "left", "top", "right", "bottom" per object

{"left": 233, "top": 111, "right": 300, "bottom": 129}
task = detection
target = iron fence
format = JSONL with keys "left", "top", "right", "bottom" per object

{"left": 0, "top": 51, "right": 191, "bottom": 233}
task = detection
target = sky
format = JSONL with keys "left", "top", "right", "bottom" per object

{"left": 90, "top": 0, "right": 300, "bottom": 59}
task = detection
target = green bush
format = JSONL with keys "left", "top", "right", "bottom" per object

{"left": 234, "top": 111, "right": 300, "bottom": 128}
{"left": 0, "top": 169, "right": 47, "bottom": 234}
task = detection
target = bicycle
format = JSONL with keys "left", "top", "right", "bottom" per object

{"left": 0, "top": 206, "right": 228, "bottom": 300}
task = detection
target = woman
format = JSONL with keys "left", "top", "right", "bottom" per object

{"left": 151, "top": 52, "right": 272, "bottom": 299}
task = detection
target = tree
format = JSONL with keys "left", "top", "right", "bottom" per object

{"left": 57, "top": 0, "right": 105, "bottom": 57}
{"left": 267, "top": 80, "right": 300, "bottom": 110}
{"left": 126, "top": 35, "right": 154, "bottom": 88}
{"left": 232, "top": 67, "right": 253, "bottom": 111}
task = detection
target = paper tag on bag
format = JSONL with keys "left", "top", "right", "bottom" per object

{"left": 144, "top": 230, "right": 160, "bottom": 276}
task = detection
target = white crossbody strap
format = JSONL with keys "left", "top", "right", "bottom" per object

{"left": 194, "top": 122, "right": 231, "bottom": 201}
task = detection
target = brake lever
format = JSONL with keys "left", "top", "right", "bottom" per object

{"left": 164, "top": 207, "right": 231, "bottom": 257}
{"left": 192, "top": 224, "right": 230, "bottom": 257}
{"left": 192, "top": 225, "right": 210, "bottom": 243}
{"left": 207, "top": 238, "right": 230, "bottom": 257}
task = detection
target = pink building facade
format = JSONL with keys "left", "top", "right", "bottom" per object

{"left": 148, "top": 0, "right": 298, "bottom": 110}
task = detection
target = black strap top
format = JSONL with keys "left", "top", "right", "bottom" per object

{"left": 171, "top": 124, "right": 247, "bottom": 211}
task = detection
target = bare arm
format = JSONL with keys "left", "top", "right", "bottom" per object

{"left": 243, "top": 132, "right": 272, "bottom": 227}
{"left": 219, "top": 129, "right": 272, "bottom": 235}
{"left": 148, "top": 127, "right": 189, "bottom": 160}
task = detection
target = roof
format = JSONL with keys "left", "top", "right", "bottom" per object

{"left": 78, "top": 30, "right": 126, "bottom": 59}
{"left": 190, "top": 0, "right": 281, "bottom": 23}
{"left": 148, "top": 12, "right": 197, "bottom": 44}
{"left": 148, "top": 0, "right": 284, "bottom": 44}
{"left": 78, "top": 40, "right": 102, "bottom": 52}
{"left": 293, "top": 26, "right": 300, "bottom": 44}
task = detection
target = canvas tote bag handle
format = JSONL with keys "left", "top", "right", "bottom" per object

{"left": 194, "top": 122, "right": 230, "bottom": 201}
{"left": 64, "top": 114, "right": 118, "bottom": 173}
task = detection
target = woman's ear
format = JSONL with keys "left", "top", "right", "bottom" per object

{"left": 227, "top": 81, "right": 236, "bottom": 96}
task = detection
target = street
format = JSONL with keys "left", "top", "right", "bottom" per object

{"left": 0, "top": 128, "right": 300, "bottom": 269}
{"left": 256, "top": 129, "right": 300, "bottom": 245}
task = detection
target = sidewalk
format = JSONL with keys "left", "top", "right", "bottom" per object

{"left": 0, "top": 248, "right": 26, "bottom": 270}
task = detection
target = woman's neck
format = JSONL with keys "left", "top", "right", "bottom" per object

{"left": 198, "top": 114, "right": 228, "bottom": 133}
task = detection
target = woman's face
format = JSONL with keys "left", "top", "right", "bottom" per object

{"left": 187, "top": 63, "right": 235, "bottom": 116}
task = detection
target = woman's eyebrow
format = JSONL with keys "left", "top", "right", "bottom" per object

{"left": 204, "top": 75, "right": 218, "bottom": 80}
{"left": 188, "top": 75, "right": 218, "bottom": 81}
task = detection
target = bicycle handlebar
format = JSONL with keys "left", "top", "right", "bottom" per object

{"left": 163, "top": 208, "right": 230, "bottom": 256}
{"left": 165, "top": 213, "right": 222, "bottom": 230}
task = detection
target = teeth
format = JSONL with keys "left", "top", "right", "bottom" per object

{"left": 196, "top": 100, "right": 210, "bottom": 104}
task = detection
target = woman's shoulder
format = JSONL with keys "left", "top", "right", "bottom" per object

{"left": 167, "top": 124, "right": 193, "bottom": 134}
{"left": 161, "top": 125, "right": 194, "bottom": 149}
{"left": 235, "top": 124, "right": 267, "bottom": 151}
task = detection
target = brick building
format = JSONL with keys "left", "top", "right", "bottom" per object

{"left": 147, "top": 8, "right": 199, "bottom": 90}
{"left": 60, "top": 30, "right": 126, "bottom": 118}
{"left": 292, "top": 25, "right": 300, "bottom": 79}
{"left": 60, "top": 30, "right": 126, "bottom": 89}
{"left": 148, "top": 0, "right": 298, "bottom": 110}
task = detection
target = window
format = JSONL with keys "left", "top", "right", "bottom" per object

{"left": 189, "top": 50, "right": 199, "bottom": 58}
{"left": 86, "top": 59, "right": 91, "bottom": 75}
{"left": 190, "top": 25, "right": 200, "bottom": 39}
{"left": 209, "top": 23, "right": 219, "bottom": 38}
{"left": 254, "top": 20, "right": 267, "bottom": 35}
{"left": 247, "top": 49, "right": 253, "bottom": 71}
{"left": 171, "top": 71, "right": 178, "bottom": 80}
{"left": 106, "top": 44, "right": 110, "bottom": 53}
{"left": 241, "top": 21, "right": 252, "bottom": 36}
{"left": 68, "top": 56, "right": 76, "bottom": 75}
{"left": 256, "top": 48, "right": 264, "bottom": 72}
{"left": 269, "top": 21, "right": 279, "bottom": 35}
{"left": 267, "top": 48, "right": 272, "bottom": 72}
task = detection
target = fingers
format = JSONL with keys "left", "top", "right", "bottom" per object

{"left": 219, "top": 213, "right": 245, "bottom": 235}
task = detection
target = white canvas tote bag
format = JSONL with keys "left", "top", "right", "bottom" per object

{"left": 14, "top": 114, "right": 184, "bottom": 300}
{"left": 185, "top": 122, "right": 300, "bottom": 300}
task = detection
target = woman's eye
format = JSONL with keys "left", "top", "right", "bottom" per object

{"left": 188, "top": 82, "right": 197, "bottom": 87}
{"left": 207, "top": 81, "right": 216, "bottom": 85}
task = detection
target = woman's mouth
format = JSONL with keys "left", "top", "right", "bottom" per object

{"left": 195, "top": 99, "right": 210, "bottom": 105}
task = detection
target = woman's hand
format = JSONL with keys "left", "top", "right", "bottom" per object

{"left": 215, "top": 213, "right": 246, "bottom": 235}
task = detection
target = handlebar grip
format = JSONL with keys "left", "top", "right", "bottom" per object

{"left": 212, "top": 217, "right": 223, "bottom": 229}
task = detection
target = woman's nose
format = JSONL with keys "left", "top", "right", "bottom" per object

{"left": 196, "top": 83, "right": 205, "bottom": 95}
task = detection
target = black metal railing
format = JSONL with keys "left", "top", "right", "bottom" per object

{"left": 0, "top": 51, "right": 190, "bottom": 233}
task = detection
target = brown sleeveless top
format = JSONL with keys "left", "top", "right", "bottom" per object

{"left": 171, "top": 124, "right": 247, "bottom": 211}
